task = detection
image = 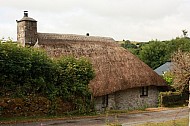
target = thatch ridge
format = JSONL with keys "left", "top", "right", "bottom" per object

{"left": 38, "top": 39, "right": 167, "bottom": 97}
{"left": 37, "top": 33, "right": 115, "bottom": 45}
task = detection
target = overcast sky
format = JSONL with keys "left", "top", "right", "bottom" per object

{"left": 0, "top": 0, "right": 190, "bottom": 41}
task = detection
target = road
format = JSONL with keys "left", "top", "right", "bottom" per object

{"left": 1, "top": 107, "right": 188, "bottom": 126}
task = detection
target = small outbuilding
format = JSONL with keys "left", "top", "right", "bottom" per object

{"left": 154, "top": 62, "right": 172, "bottom": 75}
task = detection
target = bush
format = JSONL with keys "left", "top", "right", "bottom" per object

{"left": 159, "top": 91, "right": 188, "bottom": 107}
{"left": 0, "top": 41, "right": 95, "bottom": 115}
{"left": 0, "top": 42, "right": 56, "bottom": 97}
{"left": 55, "top": 56, "right": 95, "bottom": 113}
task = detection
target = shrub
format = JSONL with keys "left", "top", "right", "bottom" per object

{"left": 0, "top": 42, "right": 56, "bottom": 97}
{"left": 55, "top": 56, "right": 95, "bottom": 113}
{"left": 0, "top": 41, "right": 95, "bottom": 115}
{"left": 159, "top": 91, "right": 188, "bottom": 107}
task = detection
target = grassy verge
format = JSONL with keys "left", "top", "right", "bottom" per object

{"left": 0, "top": 112, "right": 97, "bottom": 124}
{"left": 0, "top": 106, "right": 187, "bottom": 125}
{"left": 0, "top": 115, "right": 66, "bottom": 124}
{"left": 137, "top": 117, "right": 188, "bottom": 126}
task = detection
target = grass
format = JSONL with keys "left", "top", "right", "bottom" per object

{"left": 0, "top": 112, "right": 97, "bottom": 124}
{"left": 0, "top": 107, "right": 187, "bottom": 125}
{"left": 0, "top": 115, "right": 63, "bottom": 124}
{"left": 137, "top": 117, "right": 188, "bottom": 126}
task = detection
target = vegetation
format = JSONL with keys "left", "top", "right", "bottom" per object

{"left": 159, "top": 50, "right": 190, "bottom": 108}
{"left": 0, "top": 40, "right": 95, "bottom": 115}
{"left": 55, "top": 57, "right": 95, "bottom": 113}
{"left": 159, "top": 91, "right": 188, "bottom": 107}
{"left": 121, "top": 37, "right": 190, "bottom": 69}
{"left": 0, "top": 41, "right": 55, "bottom": 97}
{"left": 170, "top": 50, "right": 190, "bottom": 92}
{"left": 137, "top": 117, "right": 188, "bottom": 126}
{"left": 138, "top": 40, "right": 168, "bottom": 69}
{"left": 121, "top": 34, "right": 190, "bottom": 106}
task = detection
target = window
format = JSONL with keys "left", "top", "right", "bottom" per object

{"left": 140, "top": 86, "right": 148, "bottom": 97}
{"left": 102, "top": 94, "right": 108, "bottom": 108}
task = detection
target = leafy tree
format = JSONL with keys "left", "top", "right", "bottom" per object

{"left": 182, "top": 29, "right": 188, "bottom": 38}
{"left": 0, "top": 42, "right": 55, "bottom": 96}
{"left": 56, "top": 57, "right": 94, "bottom": 98}
{"left": 163, "top": 72, "right": 173, "bottom": 86}
{"left": 171, "top": 50, "right": 190, "bottom": 92}
{"left": 120, "top": 40, "right": 145, "bottom": 56}
{"left": 0, "top": 39, "right": 96, "bottom": 114}
{"left": 55, "top": 56, "right": 95, "bottom": 113}
{"left": 165, "top": 37, "right": 190, "bottom": 54}
{"left": 132, "top": 37, "right": 190, "bottom": 69}
{"left": 138, "top": 40, "right": 168, "bottom": 69}
{"left": 121, "top": 40, "right": 137, "bottom": 49}
{"left": 171, "top": 50, "right": 190, "bottom": 126}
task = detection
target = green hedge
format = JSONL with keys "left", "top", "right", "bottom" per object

{"left": 0, "top": 41, "right": 95, "bottom": 114}
{"left": 55, "top": 57, "right": 95, "bottom": 113}
{"left": 0, "top": 42, "right": 56, "bottom": 97}
{"left": 159, "top": 91, "right": 188, "bottom": 107}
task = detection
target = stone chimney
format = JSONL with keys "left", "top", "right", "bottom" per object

{"left": 17, "top": 11, "right": 37, "bottom": 47}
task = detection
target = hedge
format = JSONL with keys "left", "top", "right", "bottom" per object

{"left": 159, "top": 91, "right": 188, "bottom": 107}
{"left": 0, "top": 42, "right": 56, "bottom": 97}
{"left": 0, "top": 41, "right": 95, "bottom": 115}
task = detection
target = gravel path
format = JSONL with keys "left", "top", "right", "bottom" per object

{"left": 1, "top": 107, "right": 188, "bottom": 126}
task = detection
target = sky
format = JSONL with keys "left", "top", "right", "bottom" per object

{"left": 0, "top": 0, "right": 190, "bottom": 42}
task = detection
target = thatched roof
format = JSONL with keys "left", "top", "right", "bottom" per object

{"left": 38, "top": 33, "right": 114, "bottom": 44}
{"left": 37, "top": 33, "right": 167, "bottom": 97}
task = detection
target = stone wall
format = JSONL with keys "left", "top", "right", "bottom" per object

{"left": 94, "top": 96, "right": 103, "bottom": 111}
{"left": 17, "top": 20, "right": 37, "bottom": 46}
{"left": 108, "top": 94, "right": 116, "bottom": 109}
{"left": 115, "top": 86, "right": 159, "bottom": 110}
{"left": 0, "top": 97, "right": 73, "bottom": 117}
{"left": 94, "top": 94, "right": 116, "bottom": 111}
{"left": 94, "top": 86, "right": 159, "bottom": 111}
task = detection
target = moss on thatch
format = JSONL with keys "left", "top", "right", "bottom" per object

{"left": 37, "top": 33, "right": 166, "bottom": 97}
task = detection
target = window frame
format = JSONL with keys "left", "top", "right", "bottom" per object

{"left": 140, "top": 86, "right": 148, "bottom": 97}
{"left": 102, "top": 94, "right": 108, "bottom": 108}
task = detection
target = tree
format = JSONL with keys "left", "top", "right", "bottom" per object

{"left": 182, "top": 29, "right": 188, "bottom": 38}
{"left": 55, "top": 56, "right": 95, "bottom": 113}
{"left": 0, "top": 39, "right": 95, "bottom": 114}
{"left": 137, "top": 37, "right": 190, "bottom": 69}
{"left": 121, "top": 40, "right": 137, "bottom": 49}
{"left": 165, "top": 37, "right": 190, "bottom": 53}
{"left": 171, "top": 50, "right": 190, "bottom": 126}
{"left": 171, "top": 50, "right": 190, "bottom": 92}
{"left": 163, "top": 72, "right": 173, "bottom": 86}
{"left": 0, "top": 42, "right": 56, "bottom": 96}
{"left": 138, "top": 40, "right": 168, "bottom": 69}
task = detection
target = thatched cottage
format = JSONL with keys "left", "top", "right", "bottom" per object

{"left": 16, "top": 11, "right": 167, "bottom": 111}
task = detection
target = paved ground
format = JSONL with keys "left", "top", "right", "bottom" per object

{"left": 1, "top": 107, "right": 188, "bottom": 126}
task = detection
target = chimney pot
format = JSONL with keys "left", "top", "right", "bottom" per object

{"left": 24, "top": 11, "right": 28, "bottom": 17}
